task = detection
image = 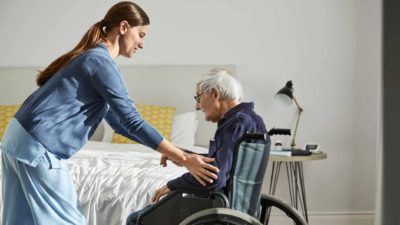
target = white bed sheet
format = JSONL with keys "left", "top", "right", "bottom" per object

{"left": 0, "top": 141, "right": 190, "bottom": 225}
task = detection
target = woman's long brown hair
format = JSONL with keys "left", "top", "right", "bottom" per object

{"left": 36, "top": 1, "right": 150, "bottom": 86}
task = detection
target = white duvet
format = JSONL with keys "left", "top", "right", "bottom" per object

{"left": 0, "top": 141, "right": 190, "bottom": 225}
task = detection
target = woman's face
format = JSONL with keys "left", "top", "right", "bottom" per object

{"left": 119, "top": 25, "right": 148, "bottom": 58}
{"left": 195, "top": 89, "right": 222, "bottom": 123}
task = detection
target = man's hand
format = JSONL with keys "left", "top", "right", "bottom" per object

{"left": 160, "top": 154, "right": 168, "bottom": 167}
{"left": 151, "top": 185, "right": 171, "bottom": 203}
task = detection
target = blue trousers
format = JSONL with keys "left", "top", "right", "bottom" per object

{"left": 126, "top": 205, "right": 153, "bottom": 225}
{"left": 1, "top": 151, "right": 87, "bottom": 225}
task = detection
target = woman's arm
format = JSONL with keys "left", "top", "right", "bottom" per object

{"left": 104, "top": 107, "right": 143, "bottom": 143}
{"left": 86, "top": 57, "right": 219, "bottom": 184}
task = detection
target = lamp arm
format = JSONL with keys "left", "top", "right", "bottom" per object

{"left": 290, "top": 96, "right": 303, "bottom": 148}
{"left": 292, "top": 96, "right": 304, "bottom": 113}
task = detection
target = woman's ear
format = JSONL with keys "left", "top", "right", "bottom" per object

{"left": 119, "top": 20, "right": 129, "bottom": 35}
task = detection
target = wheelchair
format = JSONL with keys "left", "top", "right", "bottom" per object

{"left": 137, "top": 129, "right": 308, "bottom": 225}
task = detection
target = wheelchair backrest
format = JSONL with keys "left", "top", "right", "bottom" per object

{"left": 227, "top": 133, "right": 271, "bottom": 218}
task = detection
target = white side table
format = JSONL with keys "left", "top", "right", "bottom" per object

{"left": 268, "top": 152, "right": 327, "bottom": 223}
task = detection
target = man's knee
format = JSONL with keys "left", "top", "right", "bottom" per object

{"left": 126, "top": 211, "right": 140, "bottom": 225}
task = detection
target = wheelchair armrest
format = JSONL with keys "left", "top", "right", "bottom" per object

{"left": 174, "top": 189, "right": 229, "bottom": 206}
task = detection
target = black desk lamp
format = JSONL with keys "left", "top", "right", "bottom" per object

{"left": 276, "top": 80, "right": 304, "bottom": 150}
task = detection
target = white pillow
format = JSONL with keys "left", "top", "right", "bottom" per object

{"left": 90, "top": 121, "right": 105, "bottom": 142}
{"left": 89, "top": 119, "right": 113, "bottom": 142}
{"left": 102, "top": 120, "right": 114, "bottom": 142}
{"left": 171, "top": 112, "right": 198, "bottom": 147}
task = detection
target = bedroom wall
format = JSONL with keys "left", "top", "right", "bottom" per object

{"left": 0, "top": 0, "right": 381, "bottom": 224}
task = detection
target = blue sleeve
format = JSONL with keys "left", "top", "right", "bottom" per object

{"left": 104, "top": 108, "right": 142, "bottom": 144}
{"left": 85, "top": 56, "right": 163, "bottom": 150}
{"left": 167, "top": 116, "right": 249, "bottom": 192}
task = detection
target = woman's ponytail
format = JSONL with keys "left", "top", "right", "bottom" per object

{"left": 36, "top": 21, "right": 107, "bottom": 86}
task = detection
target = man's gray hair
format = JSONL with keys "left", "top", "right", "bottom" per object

{"left": 196, "top": 67, "right": 244, "bottom": 101}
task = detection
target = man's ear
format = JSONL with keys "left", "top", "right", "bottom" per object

{"left": 119, "top": 20, "right": 129, "bottom": 35}
{"left": 212, "top": 88, "right": 220, "bottom": 100}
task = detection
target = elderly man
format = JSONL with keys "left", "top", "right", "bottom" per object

{"left": 126, "top": 68, "right": 269, "bottom": 225}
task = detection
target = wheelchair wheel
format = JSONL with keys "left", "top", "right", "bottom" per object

{"left": 179, "top": 208, "right": 262, "bottom": 225}
{"left": 261, "top": 194, "right": 308, "bottom": 225}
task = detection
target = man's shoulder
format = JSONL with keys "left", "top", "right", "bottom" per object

{"left": 231, "top": 109, "right": 266, "bottom": 131}
{"left": 232, "top": 109, "right": 260, "bottom": 122}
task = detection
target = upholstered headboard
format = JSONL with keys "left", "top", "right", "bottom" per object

{"left": 0, "top": 65, "right": 235, "bottom": 146}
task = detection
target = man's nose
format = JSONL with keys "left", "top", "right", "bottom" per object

{"left": 138, "top": 43, "right": 144, "bottom": 49}
{"left": 195, "top": 102, "right": 201, "bottom": 111}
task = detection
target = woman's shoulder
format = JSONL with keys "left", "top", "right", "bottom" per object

{"left": 86, "top": 46, "right": 109, "bottom": 57}
{"left": 80, "top": 47, "right": 115, "bottom": 68}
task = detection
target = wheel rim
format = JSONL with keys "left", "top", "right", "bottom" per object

{"left": 179, "top": 208, "right": 262, "bottom": 225}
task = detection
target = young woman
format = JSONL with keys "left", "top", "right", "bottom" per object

{"left": 0, "top": 2, "right": 218, "bottom": 225}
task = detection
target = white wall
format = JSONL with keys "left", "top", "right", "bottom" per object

{"left": 0, "top": 0, "right": 381, "bottom": 222}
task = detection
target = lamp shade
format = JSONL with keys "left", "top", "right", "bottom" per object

{"left": 276, "top": 80, "right": 294, "bottom": 99}
{"left": 275, "top": 80, "right": 294, "bottom": 105}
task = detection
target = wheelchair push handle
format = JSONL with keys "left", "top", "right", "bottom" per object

{"left": 268, "top": 128, "right": 291, "bottom": 136}
{"left": 241, "top": 133, "right": 267, "bottom": 141}
{"left": 238, "top": 128, "right": 291, "bottom": 144}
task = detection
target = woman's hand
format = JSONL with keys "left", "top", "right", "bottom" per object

{"left": 182, "top": 153, "right": 219, "bottom": 186}
{"left": 157, "top": 140, "right": 219, "bottom": 186}
{"left": 151, "top": 185, "right": 171, "bottom": 203}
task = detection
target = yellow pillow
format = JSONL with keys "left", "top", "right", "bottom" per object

{"left": 111, "top": 104, "right": 176, "bottom": 144}
{"left": 0, "top": 105, "right": 20, "bottom": 139}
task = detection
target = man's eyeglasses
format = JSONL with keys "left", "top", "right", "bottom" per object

{"left": 194, "top": 93, "right": 203, "bottom": 103}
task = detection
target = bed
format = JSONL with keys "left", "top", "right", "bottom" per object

{"left": 0, "top": 65, "right": 234, "bottom": 225}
